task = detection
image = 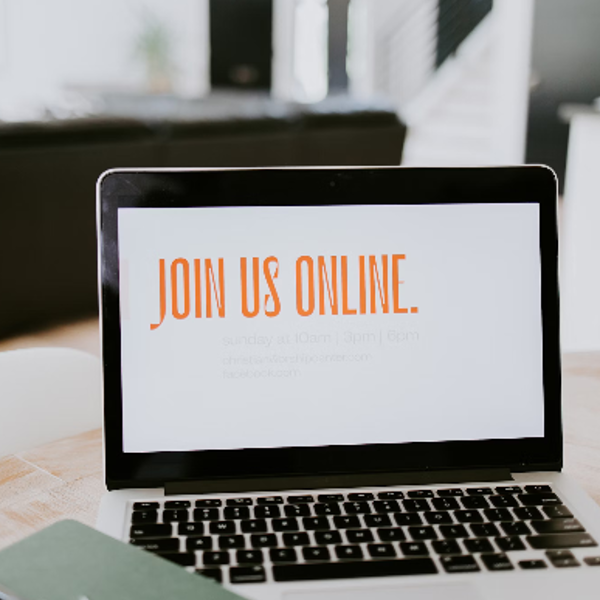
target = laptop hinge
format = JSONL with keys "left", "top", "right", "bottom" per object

{"left": 165, "top": 468, "right": 513, "bottom": 496}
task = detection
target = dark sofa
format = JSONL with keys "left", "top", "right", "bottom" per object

{"left": 0, "top": 94, "right": 405, "bottom": 338}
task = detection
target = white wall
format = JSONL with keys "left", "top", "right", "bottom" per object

{"left": 0, "top": 0, "right": 208, "bottom": 120}
{"left": 560, "top": 114, "right": 600, "bottom": 351}
{"left": 490, "top": 0, "right": 535, "bottom": 163}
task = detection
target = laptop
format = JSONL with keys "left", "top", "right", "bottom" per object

{"left": 96, "top": 166, "right": 600, "bottom": 599}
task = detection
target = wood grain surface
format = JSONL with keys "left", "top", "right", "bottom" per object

{"left": 0, "top": 352, "right": 599, "bottom": 550}
{"left": 0, "top": 429, "right": 103, "bottom": 550}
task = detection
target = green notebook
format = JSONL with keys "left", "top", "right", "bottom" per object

{"left": 0, "top": 520, "right": 246, "bottom": 600}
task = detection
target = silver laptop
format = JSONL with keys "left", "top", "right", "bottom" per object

{"left": 96, "top": 166, "right": 600, "bottom": 599}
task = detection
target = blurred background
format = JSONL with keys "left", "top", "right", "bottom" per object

{"left": 0, "top": 0, "right": 599, "bottom": 352}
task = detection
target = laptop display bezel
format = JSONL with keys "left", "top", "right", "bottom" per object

{"left": 97, "top": 166, "right": 561, "bottom": 490}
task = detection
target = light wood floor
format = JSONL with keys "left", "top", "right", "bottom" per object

{"left": 0, "top": 318, "right": 100, "bottom": 357}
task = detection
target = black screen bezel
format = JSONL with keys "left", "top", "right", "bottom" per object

{"left": 98, "top": 166, "right": 561, "bottom": 490}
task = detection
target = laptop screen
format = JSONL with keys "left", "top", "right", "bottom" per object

{"left": 117, "top": 202, "right": 544, "bottom": 454}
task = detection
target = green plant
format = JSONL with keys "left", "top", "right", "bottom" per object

{"left": 134, "top": 10, "right": 174, "bottom": 93}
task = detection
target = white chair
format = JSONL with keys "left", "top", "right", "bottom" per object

{"left": 0, "top": 347, "right": 102, "bottom": 457}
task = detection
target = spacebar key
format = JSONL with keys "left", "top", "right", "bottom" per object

{"left": 273, "top": 558, "right": 437, "bottom": 582}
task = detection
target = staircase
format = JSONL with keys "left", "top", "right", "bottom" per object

{"left": 362, "top": 0, "right": 533, "bottom": 166}
{"left": 402, "top": 31, "right": 494, "bottom": 166}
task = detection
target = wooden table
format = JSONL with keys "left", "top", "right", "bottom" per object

{"left": 1, "top": 352, "right": 599, "bottom": 550}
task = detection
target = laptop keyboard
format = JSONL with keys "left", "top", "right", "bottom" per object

{"left": 127, "top": 484, "right": 600, "bottom": 585}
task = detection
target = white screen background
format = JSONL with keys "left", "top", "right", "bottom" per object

{"left": 118, "top": 203, "right": 544, "bottom": 453}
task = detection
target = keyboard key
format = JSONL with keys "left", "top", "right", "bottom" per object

{"left": 344, "top": 502, "right": 371, "bottom": 514}
{"left": 315, "top": 530, "right": 342, "bottom": 545}
{"left": 524, "top": 485, "right": 552, "bottom": 494}
{"left": 496, "top": 536, "right": 526, "bottom": 551}
{"left": 543, "top": 505, "right": 573, "bottom": 519}
{"left": 257, "top": 496, "right": 283, "bottom": 504}
{"left": 425, "top": 511, "right": 453, "bottom": 525}
{"left": 251, "top": 534, "right": 278, "bottom": 548}
{"left": 368, "top": 543, "right": 396, "bottom": 558}
{"left": 219, "top": 535, "right": 245, "bottom": 549}
{"left": 546, "top": 549, "right": 573, "bottom": 560}
{"left": 303, "top": 546, "right": 331, "bottom": 561}
{"left": 270, "top": 548, "right": 298, "bottom": 563}
{"left": 583, "top": 556, "right": 600, "bottom": 566}
{"left": 287, "top": 495, "right": 314, "bottom": 503}
{"left": 463, "top": 538, "right": 494, "bottom": 553}
{"left": 348, "top": 493, "right": 374, "bottom": 501}
{"left": 241, "top": 519, "right": 268, "bottom": 533}
{"left": 432, "top": 540, "right": 461, "bottom": 555}
{"left": 272, "top": 518, "right": 299, "bottom": 532}
{"left": 196, "top": 568, "right": 222, "bottom": 582}
{"left": 314, "top": 503, "right": 341, "bottom": 516}
{"left": 210, "top": 521, "right": 236, "bottom": 535}
{"left": 346, "top": 529, "right": 374, "bottom": 543}
{"left": 237, "top": 550, "right": 264, "bottom": 564}
{"left": 130, "top": 524, "right": 171, "bottom": 538}
{"left": 546, "top": 550, "right": 580, "bottom": 568}
{"left": 378, "top": 527, "right": 406, "bottom": 542}
{"left": 484, "top": 508, "right": 513, "bottom": 522}
{"left": 455, "top": 510, "right": 483, "bottom": 523}
{"left": 394, "top": 513, "right": 422, "bottom": 526}
{"left": 255, "top": 505, "right": 281, "bottom": 519}
{"left": 283, "top": 532, "right": 310, "bottom": 546}
{"left": 230, "top": 565, "right": 266, "bottom": 583}
{"left": 440, "top": 525, "right": 469, "bottom": 539}
{"left": 514, "top": 507, "right": 544, "bottom": 521}
{"left": 133, "top": 502, "right": 159, "bottom": 510}
{"left": 519, "top": 559, "right": 548, "bottom": 569}
{"left": 227, "top": 498, "right": 253, "bottom": 506}
{"left": 528, "top": 533, "right": 597, "bottom": 549}
{"left": 467, "top": 488, "right": 493, "bottom": 495}
{"left": 335, "top": 545, "right": 363, "bottom": 560}
{"left": 131, "top": 538, "right": 179, "bottom": 553}
{"left": 224, "top": 506, "right": 250, "bottom": 520}
{"left": 285, "top": 504, "right": 312, "bottom": 517}
{"left": 194, "top": 508, "right": 219, "bottom": 521}
{"left": 165, "top": 500, "right": 190, "bottom": 509}
{"left": 186, "top": 537, "right": 213, "bottom": 551}
{"left": 365, "top": 514, "right": 391, "bottom": 528}
{"left": 178, "top": 522, "right": 204, "bottom": 536}
{"left": 163, "top": 509, "right": 189, "bottom": 523}
{"left": 334, "top": 515, "right": 361, "bottom": 529}
{"left": 403, "top": 499, "right": 430, "bottom": 512}
{"left": 373, "top": 500, "right": 400, "bottom": 513}
{"left": 461, "top": 497, "right": 489, "bottom": 509}
{"left": 432, "top": 497, "right": 459, "bottom": 511}
{"left": 518, "top": 493, "right": 562, "bottom": 506}
{"left": 273, "top": 558, "right": 437, "bottom": 581}
{"left": 377, "top": 491, "right": 405, "bottom": 499}
{"left": 408, "top": 526, "right": 436, "bottom": 540}
{"left": 303, "top": 517, "right": 330, "bottom": 530}
{"left": 490, "top": 495, "right": 518, "bottom": 508}
{"left": 131, "top": 510, "right": 157, "bottom": 524}
{"left": 400, "top": 542, "right": 429, "bottom": 556}
{"left": 481, "top": 553, "right": 513, "bottom": 571}
{"left": 437, "top": 488, "right": 463, "bottom": 497}
{"left": 407, "top": 490, "right": 434, "bottom": 498}
{"left": 495, "top": 486, "right": 522, "bottom": 495}
{"left": 318, "top": 494, "right": 344, "bottom": 503}
{"left": 195, "top": 499, "right": 222, "bottom": 507}
{"left": 157, "top": 552, "right": 196, "bottom": 566}
{"left": 441, "top": 555, "right": 480, "bottom": 572}
{"left": 501, "top": 522, "right": 531, "bottom": 536}
{"left": 471, "top": 523, "right": 499, "bottom": 537}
